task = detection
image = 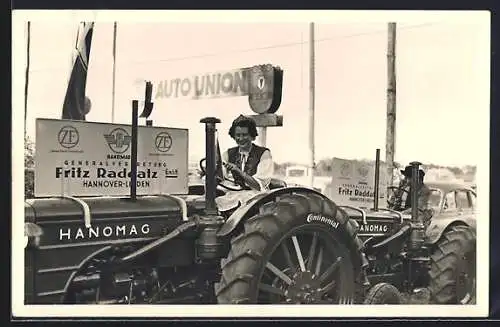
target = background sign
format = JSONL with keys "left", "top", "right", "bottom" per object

{"left": 153, "top": 64, "right": 283, "bottom": 114}
{"left": 248, "top": 64, "right": 283, "bottom": 114}
{"left": 324, "top": 158, "right": 388, "bottom": 208}
{"left": 154, "top": 67, "right": 249, "bottom": 101}
{"left": 35, "top": 119, "right": 189, "bottom": 197}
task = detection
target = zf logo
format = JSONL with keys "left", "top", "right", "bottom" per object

{"left": 155, "top": 132, "right": 172, "bottom": 153}
{"left": 340, "top": 162, "right": 351, "bottom": 178}
{"left": 358, "top": 166, "right": 369, "bottom": 179}
{"left": 58, "top": 126, "right": 79, "bottom": 149}
{"left": 104, "top": 128, "right": 132, "bottom": 154}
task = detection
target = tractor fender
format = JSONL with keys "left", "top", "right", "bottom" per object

{"left": 425, "top": 216, "right": 476, "bottom": 245}
{"left": 217, "top": 186, "right": 333, "bottom": 237}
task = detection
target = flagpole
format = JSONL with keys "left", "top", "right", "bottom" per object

{"left": 111, "top": 22, "right": 117, "bottom": 123}
{"left": 24, "top": 21, "right": 31, "bottom": 138}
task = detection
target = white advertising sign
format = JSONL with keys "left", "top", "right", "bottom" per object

{"left": 34, "top": 119, "right": 189, "bottom": 197}
{"left": 324, "top": 158, "right": 388, "bottom": 208}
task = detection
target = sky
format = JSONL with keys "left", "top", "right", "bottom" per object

{"left": 18, "top": 12, "right": 490, "bottom": 168}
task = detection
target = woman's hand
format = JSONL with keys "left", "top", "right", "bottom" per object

{"left": 223, "top": 162, "right": 242, "bottom": 176}
{"left": 222, "top": 161, "right": 261, "bottom": 191}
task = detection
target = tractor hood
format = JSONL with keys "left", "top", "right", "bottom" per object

{"left": 341, "top": 206, "right": 411, "bottom": 237}
{"left": 24, "top": 195, "right": 186, "bottom": 248}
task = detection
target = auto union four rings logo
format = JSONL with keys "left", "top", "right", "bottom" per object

{"left": 155, "top": 132, "right": 172, "bottom": 153}
{"left": 104, "top": 128, "right": 132, "bottom": 154}
{"left": 58, "top": 126, "right": 79, "bottom": 149}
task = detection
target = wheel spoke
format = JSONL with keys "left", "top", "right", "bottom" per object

{"left": 318, "top": 256, "right": 342, "bottom": 284}
{"left": 266, "top": 262, "right": 292, "bottom": 285}
{"left": 292, "top": 235, "right": 306, "bottom": 272}
{"left": 281, "top": 241, "right": 296, "bottom": 272}
{"left": 258, "top": 283, "right": 285, "bottom": 296}
{"left": 306, "top": 232, "right": 318, "bottom": 272}
{"left": 315, "top": 247, "right": 324, "bottom": 276}
{"left": 318, "top": 279, "right": 336, "bottom": 295}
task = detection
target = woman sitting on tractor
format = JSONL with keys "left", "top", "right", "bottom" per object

{"left": 215, "top": 114, "right": 275, "bottom": 213}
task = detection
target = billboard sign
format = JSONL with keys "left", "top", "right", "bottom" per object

{"left": 154, "top": 67, "right": 249, "bottom": 101}
{"left": 324, "top": 158, "right": 388, "bottom": 208}
{"left": 153, "top": 64, "right": 283, "bottom": 114}
{"left": 34, "top": 119, "right": 189, "bottom": 197}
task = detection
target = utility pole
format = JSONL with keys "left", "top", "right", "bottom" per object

{"left": 386, "top": 22, "right": 397, "bottom": 187}
{"left": 24, "top": 21, "right": 31, "bottom": 138}
{"left": 308, "top": 22, "right": 316, "bottom": 188}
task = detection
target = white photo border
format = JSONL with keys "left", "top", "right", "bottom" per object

{"left": 12, "top": 9, "right": 491, "bottom": 318}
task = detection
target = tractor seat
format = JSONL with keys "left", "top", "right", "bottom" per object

{"left": 268, "top": 178, "right": 287, "bottom": 190}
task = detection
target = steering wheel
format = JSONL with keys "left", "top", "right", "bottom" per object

{"left": 199, "top": 157, "right": 245, "bottom": 192}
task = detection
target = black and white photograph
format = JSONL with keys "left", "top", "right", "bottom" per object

{"left": 12, "top": 10, "right": 490, "bottom": 318}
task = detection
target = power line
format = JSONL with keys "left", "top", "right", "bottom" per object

{"left": 124, "top": 22, "right": 439, "bottom": 66}
{"left": 27, "top": 22, "right": 440, "bottom": 73}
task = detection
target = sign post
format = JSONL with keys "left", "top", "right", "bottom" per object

{"left": 130, "top": 100, "right": 139, "bottom": 200}
{"left": 247, "top": 114, "right": 283, "bottom": 147}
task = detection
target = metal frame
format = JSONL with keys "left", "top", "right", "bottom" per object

{"left": 338, "top": 205, "right": 367, "bottom": 225}
{"left": 54, "top": 195, "right": 92, "bottom": 228}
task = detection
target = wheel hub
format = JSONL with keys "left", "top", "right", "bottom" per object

{"left": 284, "top": 271, "right": 322, "bottom": 304}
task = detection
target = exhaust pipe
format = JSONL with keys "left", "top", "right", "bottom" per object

{"left": 200, "top": 117, "right": 221, "bottom": 216}
{"left": 408, "top": 161, "right": 425, "bottom": 251}
{"left": 373, "top": 149, "right": 380, "bottom": 211}
{"left": 410, "top": 161, "right": 422, "bottom": 224}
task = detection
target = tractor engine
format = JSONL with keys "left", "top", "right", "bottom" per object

{"left": 64, "top": 247, "right": 218, "bottom": 304}
{"left": 24, "top": 195, "right": 220, "bottom": 304}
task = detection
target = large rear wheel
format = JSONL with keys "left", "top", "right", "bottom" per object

{"left": 215, "top": 192, "right": 362, "bottom": 304}
{"left": 428, "top": 225, "right": 476, "bottom": 304}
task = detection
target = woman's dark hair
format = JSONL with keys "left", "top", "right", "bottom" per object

{"left": 228, "top": 115, "right": 258, "bottom": 139}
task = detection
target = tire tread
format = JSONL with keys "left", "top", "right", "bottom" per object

{"left": 215, "top": 192, "right": 362, "bottom": 304}
{"left": 428, "top": 225, "right": 476, "bottom": 304}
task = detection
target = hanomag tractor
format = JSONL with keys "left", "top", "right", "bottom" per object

{"left": 24, "top": 117, "right": 476, "bottom": 305}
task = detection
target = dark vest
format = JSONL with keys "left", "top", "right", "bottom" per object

{"left": 227, "top": 144, "right": 269, "bottom": 189}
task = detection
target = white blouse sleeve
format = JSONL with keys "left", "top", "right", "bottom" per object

{"left": 221, "top": 150, "right": 231, "bottom": 180}
{"left": 254, "top": 150, "right": 274, "bottom": 190}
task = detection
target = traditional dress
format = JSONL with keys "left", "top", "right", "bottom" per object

{"left": 215, "top": 143, "right": 274, "bottom": 213}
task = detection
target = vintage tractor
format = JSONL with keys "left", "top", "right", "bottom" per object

{"left": 380, "top": 179, "right": 477, "bottom": 304}
{"left": 24, "top": 117, "right": 476, "bottom": 305}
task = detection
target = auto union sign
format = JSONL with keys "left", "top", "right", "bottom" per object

{"left": 153, "top": 64, "right": 283, "bottom": 114}
{"left": 34, "top": 118, "right": 189, "bottom": 197}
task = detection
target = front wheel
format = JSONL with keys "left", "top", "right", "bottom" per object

{"left": 215, "top": 192, "right": 362, "bottom": 304}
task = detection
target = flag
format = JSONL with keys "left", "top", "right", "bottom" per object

{"left": 61, "top": 22, "right": 94, "bottom": 120}
{"left": 216, "top": 137, "right": 224, "bottom": 180}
